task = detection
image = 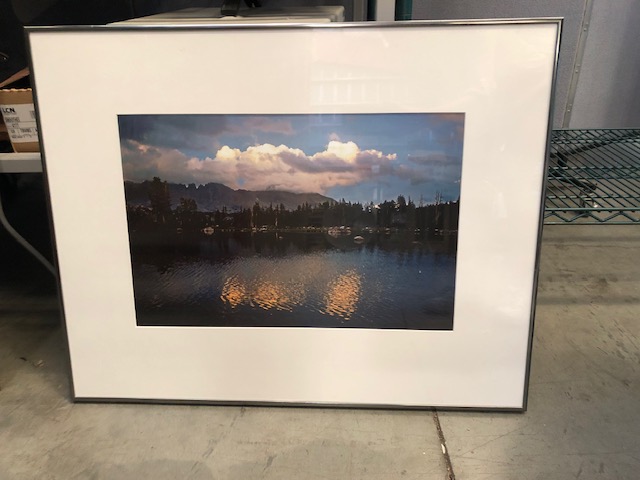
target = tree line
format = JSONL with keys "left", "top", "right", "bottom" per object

{"left": 126, "top": 176, "right": 459, "bottom": 234}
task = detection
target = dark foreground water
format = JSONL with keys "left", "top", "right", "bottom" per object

{"left": 129, "top": 231, "right": 457, "bottom": 330}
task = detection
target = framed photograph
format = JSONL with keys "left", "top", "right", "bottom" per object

{"left": 28, "top": 20, "right": 560, "bottom": 409}
{"left": 118, "top": 112, "right": 461, "bottom": 330}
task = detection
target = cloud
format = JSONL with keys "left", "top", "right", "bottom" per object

{"left": 429, "top": 114, "right": 465, "bottom": 146}
{"left": 397, "top": 155, "right": 460, "bottom": 186}
{"left": 241, "top": 117, "right": 295, "bottom": 135}
{"left": 119, "top": 115, "right": 228, "bottom": 151}
{"left": 408, "top": 151, "right": 456, "bottom": 165}
{"left": 432, "top": 113, "right": 464, "bottom": 123}
{"left": 118, "top": 115, "right": 298, "bottom": 155}
{"left": 122, "top": 139, "right": 397, "bottom": 194}
{"left": 121, "top": 140, "right": 203, "bottom": 185}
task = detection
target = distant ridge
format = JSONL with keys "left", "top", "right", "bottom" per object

{"left": 124, "top": 181, "right": 335, "bottom": 212}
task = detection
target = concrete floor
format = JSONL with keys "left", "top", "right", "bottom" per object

{"left": 1, "top": 177, "right": 639, "bottom": 479}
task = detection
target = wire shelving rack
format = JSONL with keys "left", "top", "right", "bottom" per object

{"left": 545, "top": 129, "right": 640, "bottom": 224}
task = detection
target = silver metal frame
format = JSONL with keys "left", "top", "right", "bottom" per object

{"left": 524, "top": 19, "right": 563, "bottom": 411}
{"left": 26, "top": 17, "right": 563, "bottom": 32}
{"left": 26, "top": 19, "right": 562, "bottom": 412}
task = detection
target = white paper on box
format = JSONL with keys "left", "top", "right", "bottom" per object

{"left": 0, "top": 103, "right": 39, "bottom": 143}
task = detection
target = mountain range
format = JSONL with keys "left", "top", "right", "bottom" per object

{"left": 124, "top": 181, "right": 335, "bottom": 212}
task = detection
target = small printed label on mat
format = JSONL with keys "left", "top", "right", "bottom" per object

{"left": 0, "top": 103, "right": 38, "bottom": 143}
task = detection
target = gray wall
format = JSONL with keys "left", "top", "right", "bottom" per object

{"left": 412, "top": 0, "right": 587, "bottom": 128}
{"left": 413, "top": 0, "right": 640, "bottom": 129}
{"left": 570, "top": 0, "right": 640, "bottom": 128}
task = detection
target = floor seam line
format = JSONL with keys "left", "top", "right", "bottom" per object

{"left": 432, "top": 409, "right": 455, "bottom": 480}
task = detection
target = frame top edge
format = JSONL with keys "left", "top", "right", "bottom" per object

{"left": 25, "top": 18, "right": 563, "bottom": 34}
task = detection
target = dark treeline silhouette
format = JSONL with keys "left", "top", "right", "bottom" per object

{"left": 125, "top": 176, "right": 459, "bottom": 236}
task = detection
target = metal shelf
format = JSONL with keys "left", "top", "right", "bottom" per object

{"left": 0, "top": 152, "right": 43, "bottom": 174}
{"left": 545, "top": 129, "right": 640, "bottom": 225}
{"left": 0, "top": 151, "right": 55, "bottom": 274}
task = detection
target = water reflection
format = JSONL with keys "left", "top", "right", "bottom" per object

{"left": 323, "top": 270, "right": 361, "bottom": 320}
{"left": 221, "top": 276, "right": 305, "bottom": 312}
{"left": 219, "top": 267, "right": 364, "bottom": 320}
{"left": 130, "top": 231, "right": 457, "bottom": 329}
{"left": 220, "top": 276, "right": 246, "bottom": 309}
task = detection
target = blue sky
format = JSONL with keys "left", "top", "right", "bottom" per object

{"left": 119, "top": 113, "right": 464, "bottom": 205}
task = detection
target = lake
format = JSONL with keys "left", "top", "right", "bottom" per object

{"left": 129, "top": 230, "right": 457, "bottom": 330}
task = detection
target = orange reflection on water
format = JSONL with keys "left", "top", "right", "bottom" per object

{"left": 220, "top": 276, "right": 303, "bottom": 312}
{"left": 220, "top": 276, "right": 247, "bottom": 308}
{"left": 253, "top": 281, "right": 303, "bottom": 311}
{"left": 323, "top": 270, "right": 362, "bottom": 320}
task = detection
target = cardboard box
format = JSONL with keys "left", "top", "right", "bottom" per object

{"left": 0, "top": 115, "right": 8, "bottom": 143}
{"left": 0, "top": 88, "right": 40, "bottom": 153}
{"left": 110, "top": 6, "right": 344, "bottom": 24}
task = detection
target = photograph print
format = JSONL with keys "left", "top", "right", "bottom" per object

{"left": 118, "top": 113, "right": 464, "bottom": 329}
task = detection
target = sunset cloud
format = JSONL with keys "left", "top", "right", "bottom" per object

{"left": 119, "top": 113, "right": 464, "bottom": 204}
{"left": 122, "top": 139, "right": 399, "bottom": 194}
